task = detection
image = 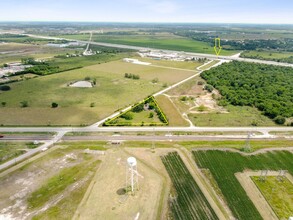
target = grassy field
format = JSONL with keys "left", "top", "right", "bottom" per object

{"left": 198, "top": 60, "right": 220, "bottom": 70}
{"left": 0, "top": 142, "right": 38, "bottom": 164}
{"left": 241, "top": 50, "right": 293, "bottom": 63}
{"left": 57, "top": 34, "right": 238, "bottom": 56}
{"left": 0, "top": 43, "right": 74, "bottom": 65}
{"left": 251, "top": 176, "right": 293, "bottom": 219}
{"left": 155, "top": 95, "right": 189, "bottom": 126}
{"left": 188, "top": 105, "right": 276, "bottom": 127}
{"left": 161, "top": 151, "right": 218, "bottom": 220}
{"left": 0, "top": 59, "right": 196, "bottom": 126}
{"left": 193, "top": 150, "right": 293, "bottom": 220}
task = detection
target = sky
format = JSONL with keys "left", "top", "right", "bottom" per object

{"left": 0, "top": 0, "right": 292, "bottom": 24}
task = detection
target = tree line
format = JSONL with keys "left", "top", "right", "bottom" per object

{"left": 201, "top": 61, "right": 293, "bottom": 124}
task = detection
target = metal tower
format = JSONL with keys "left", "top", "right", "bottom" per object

{"left": 126, "top": 157, "right": 139, "bottom": 194}
{"left": 244, "top": 132, "right": 252, "bottom": 152}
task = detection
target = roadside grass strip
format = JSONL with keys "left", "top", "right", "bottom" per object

{"left": 104, "top": 96, "right": 168, "bottom": 126}
{"left": 161, "top": 152, "right": 218, "bottom": 220}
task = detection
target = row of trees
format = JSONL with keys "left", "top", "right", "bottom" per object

{"left": 201, "top": 61, "right": 293, "bottom": 124}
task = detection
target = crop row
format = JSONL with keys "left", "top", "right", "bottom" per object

{"left": 192, "top": 150, "right": 293, "bottom": 220}
{"left": 161, "top": 152, "right": 218, "bottom": 220}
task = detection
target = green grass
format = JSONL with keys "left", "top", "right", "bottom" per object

{"left": 155, "top": 95, "right": 189, "bottom": 126}
{"left": 251, "top": 176, "right": 293, "bottom": 219}
{"left": 180, "top": 140, "right": 293, "bottom": 151}
{"left": 188, "top": 105, "right": 276, "bottom": 127}
{"left": 0, "top": 58, "right": 196, "bottom": 126}
{"left": 193, "top": 150, "right": 293, "bottom": 220}
{"left": 0, "top": 142, "right": 38, "bottom": 164}
{"left": 161, "top": 152, "right": 218, "bottom": 220}
{"left": 57, "top": 34, "right": 238, "bottom": 56}
{"left": 198, "top": 60, "right": 220, "bottom": 70}
{"left": 241, "top": 50, "right": 293, "bottom": 63}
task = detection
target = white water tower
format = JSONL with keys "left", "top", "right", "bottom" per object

{"left": 126, "top": 157, "right": 139, "bottom": 193}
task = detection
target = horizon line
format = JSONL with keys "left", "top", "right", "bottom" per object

{"left": 0, "top": 21, "right": 293, "bottom": 25}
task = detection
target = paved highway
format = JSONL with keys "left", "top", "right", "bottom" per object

{"left": 28, "top": 34, "right": 293, "bottom": 68}
{"left": 1, "top": 34, "right": 293, "bottom": 172}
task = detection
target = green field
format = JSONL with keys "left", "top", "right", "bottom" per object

{"left": 57, "top": 34, "right": 238, "bottom": 56}
{"left": 252, "top": 176, "right": 293, "bottom": 219}
{"left": 241, "top": 50, "right": 293, "bottom": 63}
{"left": 193, "top": 150, "right": 293, "bottom": 220}
{"left": 155, "top": 95, "right": 189, "bottom": 126}
{"left": 0, "top": 59, "right": 196, "bottom": 125}
{"left": 161, "top": 152, "right": 218, "bottom": 220}
{"left": 188, "top": 105, "right": 276, "bottom": 127}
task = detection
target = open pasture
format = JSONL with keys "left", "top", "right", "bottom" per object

{"left": 0, "top": 60, "right": 196, "bottom": 125}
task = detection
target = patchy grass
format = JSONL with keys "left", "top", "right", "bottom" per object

{"left": 188, "top": 105, "right": 276, "bottom": 127}
{"left": 155, "top": 95, "right": 189, "bottom": 126}
{"left": 251, "top": 176, "right": 293, "bottom": 220}
{"left": 0, "top": 142, "right": 39, "bottom": 164}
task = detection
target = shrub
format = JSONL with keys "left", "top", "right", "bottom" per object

{"left": 120, "top": 112, "right": 133, "bottom": 120}
{"left": 149, "top": 112, "right": 154, "bottom": 118}
{"left": 84, "top": 76, "right": 91, "bottom": 81}
{"left": 197, "top": 81, "right": 204, "bottom": 85}
{"left": 151, "top": 78, "right": 159, "bottom": 83}
{"left": 204, "top": 84, "right": 214, "bottom": 93}
{"left": 90, "top": 102, "right": 95, "bottom": 107}
{"left": 274, "top": 116, "right": 286, "bottom": 125}
{"left": 51, "top": 102, "right": 58, "bottom": 108}
{"left": 20, "top": 101, "right": 28, "bottom": 108}
{"left": 1, "top": 102, "right": 6, "bottom": 107}
{"left": 0, "top": 85, "right": 11, "bottom": 91}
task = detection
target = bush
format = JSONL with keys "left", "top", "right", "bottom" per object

{"left": 84, "top": 76, "right": 91, "bottom": 81}
{"left": 151, "top": 78, "right": 159, "bottom": 83}
{"left": 204, "top": 84, "right": 214, "bottom": 93}
{"left": 274, "top": 116, "right": 286, "bottom": 125}
{"left": 180, "top": 96, "right": 188, "bottom": 101}
{"left": 0, "top": 85, "right": 11, "bottom": 91}
{"left": 1, "top": 102, "right": 6, "bottom": 107}
{"left": 51, "top": 102, "right": 58, "bottom": 108}
{"left": 197, "top": 81, "right": 204, "bottom": 85}
{"left": 90, "top": 102, "right": 95, "bottom": 107}
{"left": 149, "top": 112, "right": 154, "bottom": 118}
{"left": 20, "top": 101, "right": 28, "bottom": 108}
{"left": 120, "top": 112, "right": 133, "bottom": 120}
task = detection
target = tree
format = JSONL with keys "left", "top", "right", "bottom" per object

{"left": 149, "top": 112, "right": 154, "bottom": 118}
{"left": 1, "top": 102, "right": 6, "bottom": 107}
{"left": 204, "top": 84, "right": 214, "bottom": 93}
{"left": 51, "top": 102, "right": 58, "bottom": 108}
{"left": 120, "top": 112, "right": 133, "bottom": 120}
{"left": 90, "top": 102, "right": 95, "bottom": 107}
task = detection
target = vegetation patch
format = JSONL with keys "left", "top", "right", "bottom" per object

{"left": 104, "top": 96, "right": 168, "bottom": 126}
{"left": 251, "top": 176, "right": 293, "bottom": 219}
{"left": 193, "top": 150, "right": 293, "bottom": 220}
{"left": 201, "top": 61, "right": 293, "bottom": 125}
{"left": 161, "top": 151, "right": 218, "bottom": 220}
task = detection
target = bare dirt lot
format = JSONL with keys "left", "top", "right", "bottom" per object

{"left": 74, "top": 147, "right": 171, "bottom": 220}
